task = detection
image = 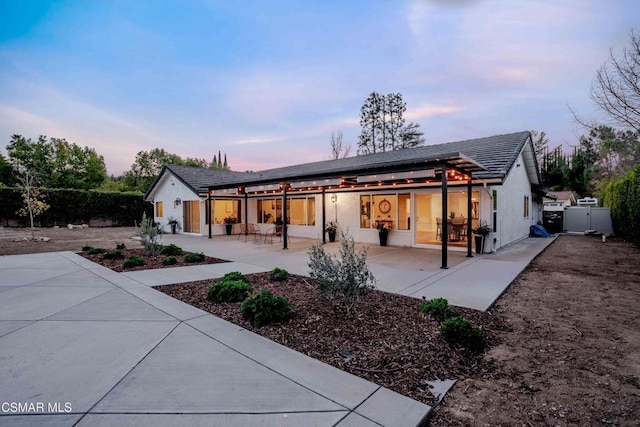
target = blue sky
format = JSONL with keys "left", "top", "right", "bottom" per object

{"left": 0, "top": 0, "right": 637, "bottom": 175}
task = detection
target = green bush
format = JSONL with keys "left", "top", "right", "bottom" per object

{"left": 207, "top": 280, "right": 252, "bottom": 303}
{"left": 270, "top": 267, "right": 289, "bottom": 281}
{"left": 116, "top": 243, "right": 126, "bottom": 250}
{"left": 222, "top": 271, "right": 249, "bottom": 283}
{"left": 161, "top": 244, "right": 183, "bottom": 256}
{"left": 82, "top": 245, "right": 92, "bottom": 252}
{"left": 103, "top": 250, "right": 124, "bottom": 260}
{"left": 162, "top": 256, "right": 178, "bottom": 266}
{"left": 240, "top": 289, "right": 292, "bottom": 327}
{"left": 184, "top": 252, "right": 205, "bottom": 263}
{"left": 88, "top": 247, "right": 107, "bottom": 255}
{"left": 439, "top": 316, "right": 485, "bottom": 352}
{"left": 601, "top": 164, "right": 640, "bottom": 244}
{"left": 420, "top": 297, "right": 457, "bottom": 321}
{"left": 308, "top": 230, "right": 376, "bottom": 313}
{"left": 123, "top": 255, "right": 146, "bottom": 269}
{"left": 0, "top": 187, "right": 152, "bottom": 226}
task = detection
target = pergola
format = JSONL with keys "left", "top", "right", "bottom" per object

{"left": 203, "top": 152, "right": 487, "bottom": 269}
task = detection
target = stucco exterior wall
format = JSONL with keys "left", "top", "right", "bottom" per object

{"left": 150, "top": 173, "right": 200, "bottom": 234}
{"left": 491, "top": 151, "right": 535, "bottom": 250}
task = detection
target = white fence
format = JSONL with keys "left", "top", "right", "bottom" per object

{"left": 563, "top": 207, "right": 613, "bottom": 234}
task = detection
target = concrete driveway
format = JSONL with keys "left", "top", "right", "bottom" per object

{"left": 0, "top": 251, "right": 430, "bottom": 426}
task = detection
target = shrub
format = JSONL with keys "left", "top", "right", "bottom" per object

{"left": 162, "top": 256, "right": 177, "bottom": 266}
{"left": 207, "top": 280, "right": 253, "bottom": 303}
{"left": 123, "top": 255, "right": 146, "bottom": 269}
{"left": 439, "top": 316, "right": 485, "bottom": 352}
{"left": 116, "top": 243, "right": 126, "bottom": 250}
{"left": 88, "top": 247, "right": 107, "bottom": 255}
{"left": 103, "top": 250, "right": 125, "bottom": 260}
{"left": 136, "top": 212, "right": 162, "bottom": 257}
{"left": 420, "top": 297, "right": 457, "bottom": 321}
{"left": 241, "top": 289, "right": 292, "bottom": 327}
{"left": 82, "top": 245, "right": 92, "bottom": 252}
{"left": 270, "top": 267, "right": 289, "bottom": 281}
{"left": 308, "top": 230, "right": 376, "bottom": 313}
{"left": 161, "top": 243, "right": 183, "bottom": 256}
{"left": 222, "top": 271, "right": 249, "bottom": 283}
{"left": 184, "top": 252, "right": 205, "bottom": 263}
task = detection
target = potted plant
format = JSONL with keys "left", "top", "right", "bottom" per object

{"left": 167, "top": 217, "right": 180, "bottom": 234}
{"left": 377, "top": 222, "right": 390, "bottom": 246}
{"left": 473, "top": 220, "right": 492, "bottom": 254}
{"left": 325, "top": 221, "right": 338, "bottom": 242}
{"left": 224, "top": 217, "right": 237, "bottom": 235}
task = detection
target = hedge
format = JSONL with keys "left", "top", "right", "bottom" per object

{"left": 0, "top": 187, "right": 152, "bottom": 227}
{"left": 601, "top": 164, "right": 640, "bottom": 245}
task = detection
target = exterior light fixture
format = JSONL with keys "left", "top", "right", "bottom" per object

{"left": 330, "top": 194, "right": 337, "bottom": 204}
{"left": 174, "top": 198, "right": 182, "bottom": 207}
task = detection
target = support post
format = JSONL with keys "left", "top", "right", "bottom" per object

{"left": 208, "top": 191, "right": 212, "bottom": 239}
{"left": 244, "top": 193, "right": 248, "bottom": 236}
{"left": 282, "top": 185, "right": 288, "bottom": 250}
{"left": 321, "top": 187, "right": 326, "bottom": 244}
{"left": 467, "top": 176, "right": 473, "bottom": 257}
{"left": 441, "top": 164, "right": 448, "bottom": 269}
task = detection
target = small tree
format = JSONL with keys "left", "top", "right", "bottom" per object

{"left": 13, "top": 165, "right": 49, "bottom": 240}
{"left": 136, "top": 212, "right": 162, "bottom": 257}
{"left": 308, "top": 230, "right": 376, "bottom": 313}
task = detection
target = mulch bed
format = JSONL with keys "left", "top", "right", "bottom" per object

{"left": 156, "top": 272, "right": 507, "bottom": 407}
{"left": 80, "top": 248, "right": 228, "bottom": 272}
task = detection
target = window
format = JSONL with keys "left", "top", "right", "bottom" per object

{"left": 256, "top": 197, "right": 315, "bottom": 225}
{"left": 155, "top": 202, "right": 163, "bottom": 217}
{"left": 524, "top": 196, "right": 530, "bottom": 217}
{"left": 207, "top": 199, "right": 241, "bottom": 224}
{"left": 360, "top": 193, "right": 410, "bottom": 230}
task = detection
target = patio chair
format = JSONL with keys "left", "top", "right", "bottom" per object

{"left": 238, "top": 223, "right": 261, "bottom": 240}
{"left": 264, "top": 224, "right": 290, "bottom": 244}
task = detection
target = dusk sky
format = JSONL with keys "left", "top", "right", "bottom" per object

{"left": 1, "top": 0, "right": 637, "bottom": 176}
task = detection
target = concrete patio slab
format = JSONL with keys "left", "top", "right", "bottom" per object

{"left": 122, "top": 261, "right": 270, "bottom": 286}
{"left": 0, "top": 320, "right": 33, "bottom": 337}
{"left": 336, "top": 412, "right": 382, "bottom": 427}
{"left": 47, "top": 289, "right": 176, "bottom": 321}
{"left": 94, "top": 323, "right": 346, "bottom": 414}
{"left": 187, "top": 315, "right": 382, "bottom": 410}
{"left": 78, "top": 412, "right": 349, "bottom": 426}
{"left": 0, "top": 286, "right": 112, "bottom": 320}
{"left": 123, "top": 284, "right": 210, "bottom": 321}
{"left": 25, "top": 269, "right": 117, "bottom": 288}
{"left": 355, "top": 387, "right": 431, "bottom": 427}
{"left": 0, "top": 414, "right": 83, "bottom": 425}
{"left": 0, "top": 320, "right": 177, "bottom": 413}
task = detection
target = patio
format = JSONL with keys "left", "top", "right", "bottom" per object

{"left": 135, "top": 233, "right": 555, "bottom": 311}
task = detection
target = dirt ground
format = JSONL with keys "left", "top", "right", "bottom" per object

{"left": 430, "top": 235, "right": 640, "bottom": 426}
{"left": 0, "top": 226, "right": 143, "bottom": 256}
{"left": 1, "top": 228, "right": 638, "bottom": 425}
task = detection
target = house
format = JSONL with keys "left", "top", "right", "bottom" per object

{"left": 543, "top": 190, "right": 577, "bottom": 211}
{"left": 145, "top": 131, "right": 543, "bottom": 264}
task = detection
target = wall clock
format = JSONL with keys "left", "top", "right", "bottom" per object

{"left": 379, "top": 199, "right": 391, "bottom": 214}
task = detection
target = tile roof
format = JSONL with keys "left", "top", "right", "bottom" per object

{"left": 144, "top": 165, "right": 255, "bottom": 199}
